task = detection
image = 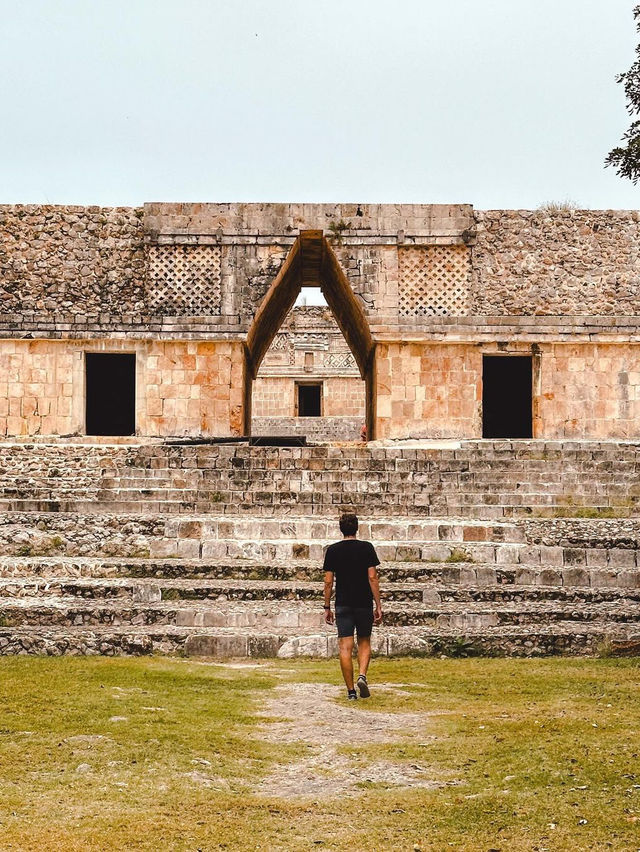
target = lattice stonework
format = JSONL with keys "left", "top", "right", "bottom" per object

{"left": 398, "top": 245, "right": 470, "bottom": 317}
{"left": 147, "top": 245, "right": 222, "bottom": 315}
{"left": 325, "top": 352, "right": 357, "bottom": 369}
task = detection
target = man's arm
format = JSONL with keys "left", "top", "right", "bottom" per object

{"left": 368, "top": 566, "right": 383, "bottom": 625}
{"left": 323, "top": 571, "right": 334, "bottom": 624}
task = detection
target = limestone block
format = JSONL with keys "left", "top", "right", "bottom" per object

{"left": 475, "top": 566, "right": 496, "bottom": 586}
{"left": 274, "top": 610, "right": 301, "bottom": 628}
{"left": 387, "top": 634, "right": 430, "bottom": 656}
{"left": 178, "top": 521, "right": 202, "bottom": 539}
{"left": 459, "top": 566, "right": 478, "bottom": 584}
{"left": 590, "top": 570, "right": 620, "bottom": 588}
{"left": 586, "top": 549, "right": 609, "bottom": 568}
{"left": 518, "top": 546, "right": 542, "bottom": 565}
{"left": 514, "top": 567, "right": 537, "bottom": 585}
{"left": 539, "top": 546, "right": 564, "bottom": 568}
{"left": 201, "top": 541, "right": 227, "bottom": 559}
{"left": 177, "top": 540, "right": 200, "bottom": 559}
{"left": 149, "top": 540, "right": 178, "bottom": 558}
{"left": 618, "top": 570, "right": 640, "bottom": 589}
{"left": 308, "top": 543, "right": 325, "bottom": 561}
{"left": 201, "top": 611, "right": 232, "bottom": 628}
{"left": 408, "top": 523, "right": 439, "bottom": 540}
{"left": 299, "top": 610, "right": 325, "bottom": 628}
{"left": 248, "top": 635, "right": 280, "bottom": 657}
{"left": 607, "top": 549, "right": 637, "bottom": 568}
{"left": 438, "top": 524, "right": 464, "bottom": 542}
{"left": 421, "top": 544, "right": 451, "bottom": 562}
{"left": 562, "top": 568, "right": 589, "bottom": 587}
{"left": 563, "top": 548, "right": 587, "bottom": 566}
{"left": 276, "top": 635, "right": 329, "bottom": 658}
{"left": 185, "top": 634, "right": 248, "bottom": 657}
{"left": 132, "top": 584, "right": 161, "bottom": 603}
{"left": 175, "top": 610, "right": 198, "bottom": 627}
{"left": 396, "top": 545, "right": 421, "bottom": 561}
{"left": 495, "top": 545, "right": 521, "bottom": 565}
{"left": 538, "top": 569, "right": 561, "bottom": 586}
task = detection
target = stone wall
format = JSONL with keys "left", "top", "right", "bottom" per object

{"left": 3, "top": 202, "right": 640, "bottom": 441}
{"left": 252, "top": 416, "right": 363, "bottom": 442}
{"left": 0, "top": 339, "right": 244, "bottom": 437}
{"left": 0, "top": 205, "right": 145, "bottom": 317}
{"left": 538, "top": 343, "right": 640, "bottom": 439}
{"left": 3, "top": 204, "right": 640, "bottom": 331}
{"left": 252, "top": 377, "right": 365, "bottom": 418}
{"left": 375, "top": 343, "right": 481, "bottom": 440}
{"left": 8, "top": 335, "right": 640, "bottom": 441}
{"left": 472, "top": 210, "right": 640, "bottom": 315}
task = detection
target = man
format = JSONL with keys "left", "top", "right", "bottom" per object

{"left": 323, "top": 513, "right": 383, "bottom": 700}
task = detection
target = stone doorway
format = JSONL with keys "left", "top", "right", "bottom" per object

{"left": 482, "top": 355, "right": 533, "bottom": 439}
{"left": 85, "top": 352, "right": 136, "bottom": 436}
{"left": 244, "top": 231, "right": 376, "bottom": 440}
{"left": 295, "top": 382, "right": 322, "bottom": 417}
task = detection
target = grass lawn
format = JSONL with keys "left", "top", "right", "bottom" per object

{"left": 0, "top": 655, "right": 639, "bottom": 851}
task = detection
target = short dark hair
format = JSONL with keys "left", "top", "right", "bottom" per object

{"left": 339, "top": 513, "right": 358, "bottom": 536}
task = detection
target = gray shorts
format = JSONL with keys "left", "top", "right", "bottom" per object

{"left": 335, "top": 606, "right": 374, "bottom": 639}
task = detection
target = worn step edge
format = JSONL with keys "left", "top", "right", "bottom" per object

{"left": 0, "top": 623, "right": 636, "bottom": 658}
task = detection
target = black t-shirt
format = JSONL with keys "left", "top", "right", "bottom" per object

{"left": 323, "top": 539, "right": 380, "bottom": 608}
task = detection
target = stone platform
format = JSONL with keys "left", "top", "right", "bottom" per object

{"left": 0, "top": 440, "right": 639, "bottom": 657}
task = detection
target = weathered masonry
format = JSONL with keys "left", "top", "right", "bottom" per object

{"left": 3, "top": 202, "right": 640, "bottom": 440}
{"left": 252, "top": 306, "right": 365, "bottom": 442}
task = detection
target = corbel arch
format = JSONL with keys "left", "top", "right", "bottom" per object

{"left": 244, "top": 230, "right": 377, "bottom": 438}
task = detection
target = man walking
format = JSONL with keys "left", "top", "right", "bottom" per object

{"left": 323, "top": 513, "right": 383, "bottom": 700}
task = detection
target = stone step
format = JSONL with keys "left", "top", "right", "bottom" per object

{"left": 1, "top": 576, "right": 640, "bottom": 606}
{"left": 162, "top": 516, "right": 527, "bottom": 543}
{"left": 0, "top": 621, "right": 636, "bottom": 658}
{"left": 1, "top": 597, "right": 639, "bottom": 630}
{"left": 4, "top": 499, "right": 638, "bottom": 521}
{"left": 159, "top": 538, "right": 640, "bottom": 568}
{"left": 5, "top": 441, "right": 640, "bottom": 523}
{"left": 1, "top": 556, "right": 639, "bottom": 589}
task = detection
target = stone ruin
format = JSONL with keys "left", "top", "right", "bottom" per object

{"left": 1, "top": 201, "right": 640, "bottom": 657}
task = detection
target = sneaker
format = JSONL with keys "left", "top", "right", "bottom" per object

{"left": 347, "top": 689, "right": 358, "bottom": 700}
{"left": 356, "top": 675, "right": 370, "bottom": 699}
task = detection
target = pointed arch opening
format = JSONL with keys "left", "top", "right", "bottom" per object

{"left": 244, "top": 231, "right": 376, "bottom": 440}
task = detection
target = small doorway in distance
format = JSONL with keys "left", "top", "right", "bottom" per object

{"left": 482, "top": 355, "right": 533, "bottom": 439}
{"left": 296, "top": 382, "right": 322, "bottom": 417}
{"left": 86, "top": 353, "right": 136, "bottom": 436}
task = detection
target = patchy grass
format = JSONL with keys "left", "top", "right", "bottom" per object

{"left": 0, "top": 656, "right": 639, "bottom": 850}
{"left": 445, "top": 547, "right": 474, "bottom": 563}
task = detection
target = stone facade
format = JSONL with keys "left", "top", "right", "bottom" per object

{"left": 472, "top": 210, "right": 640, "bottom": 316}
{"left": 252, "top": 305, "right": 365, "bottom": 440}
{"left": 0, "top": 339, "right": 243, "bottom": 438}
{"left": 2, "top": 202, "right": 640, "bottom": 440}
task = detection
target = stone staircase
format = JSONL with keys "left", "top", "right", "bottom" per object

{"left": 0, "top": 440, "right": 639, "bottom": 657}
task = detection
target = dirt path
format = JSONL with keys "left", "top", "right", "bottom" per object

{"left": 254, "top": 681, "right": 450, "bottom": 799}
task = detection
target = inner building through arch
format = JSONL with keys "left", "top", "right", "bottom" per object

{"left": 244, "top": 231, "right": 376, "bottom": 442}
{"left": 251, "top": 302, "right": 367, "bottom": 442}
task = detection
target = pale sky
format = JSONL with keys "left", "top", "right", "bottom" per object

{"left": 1, "top": 0, "right": 639, "bottom": 210}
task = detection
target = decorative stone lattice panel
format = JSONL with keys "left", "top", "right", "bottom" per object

{"left": 325, "top": 352, "right": 357, "bottom": 369}
{"left": 271, "top": 334, "right": 290, "bottom": 352}
{"left": 147, "top": 245, "right": 222, "bottom": 315}
{"left": 398, "top": 246, "right": 470, "bottom": 317}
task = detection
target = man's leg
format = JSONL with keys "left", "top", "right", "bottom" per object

{"left": 357, "top": 636, "right": 371, "bottom": 678}
{"left": 338, "top": 636, "right": 355, "bottom": 691}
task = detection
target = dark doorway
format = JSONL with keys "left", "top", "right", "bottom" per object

{"left": 86, "top": 353, "right": 136, "bottom": 436}
{"left": 482, "top": 356, "right": 532, "bottom": 438}
{"left": 296, "top": 382, "right": 322, "bottom": 417}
